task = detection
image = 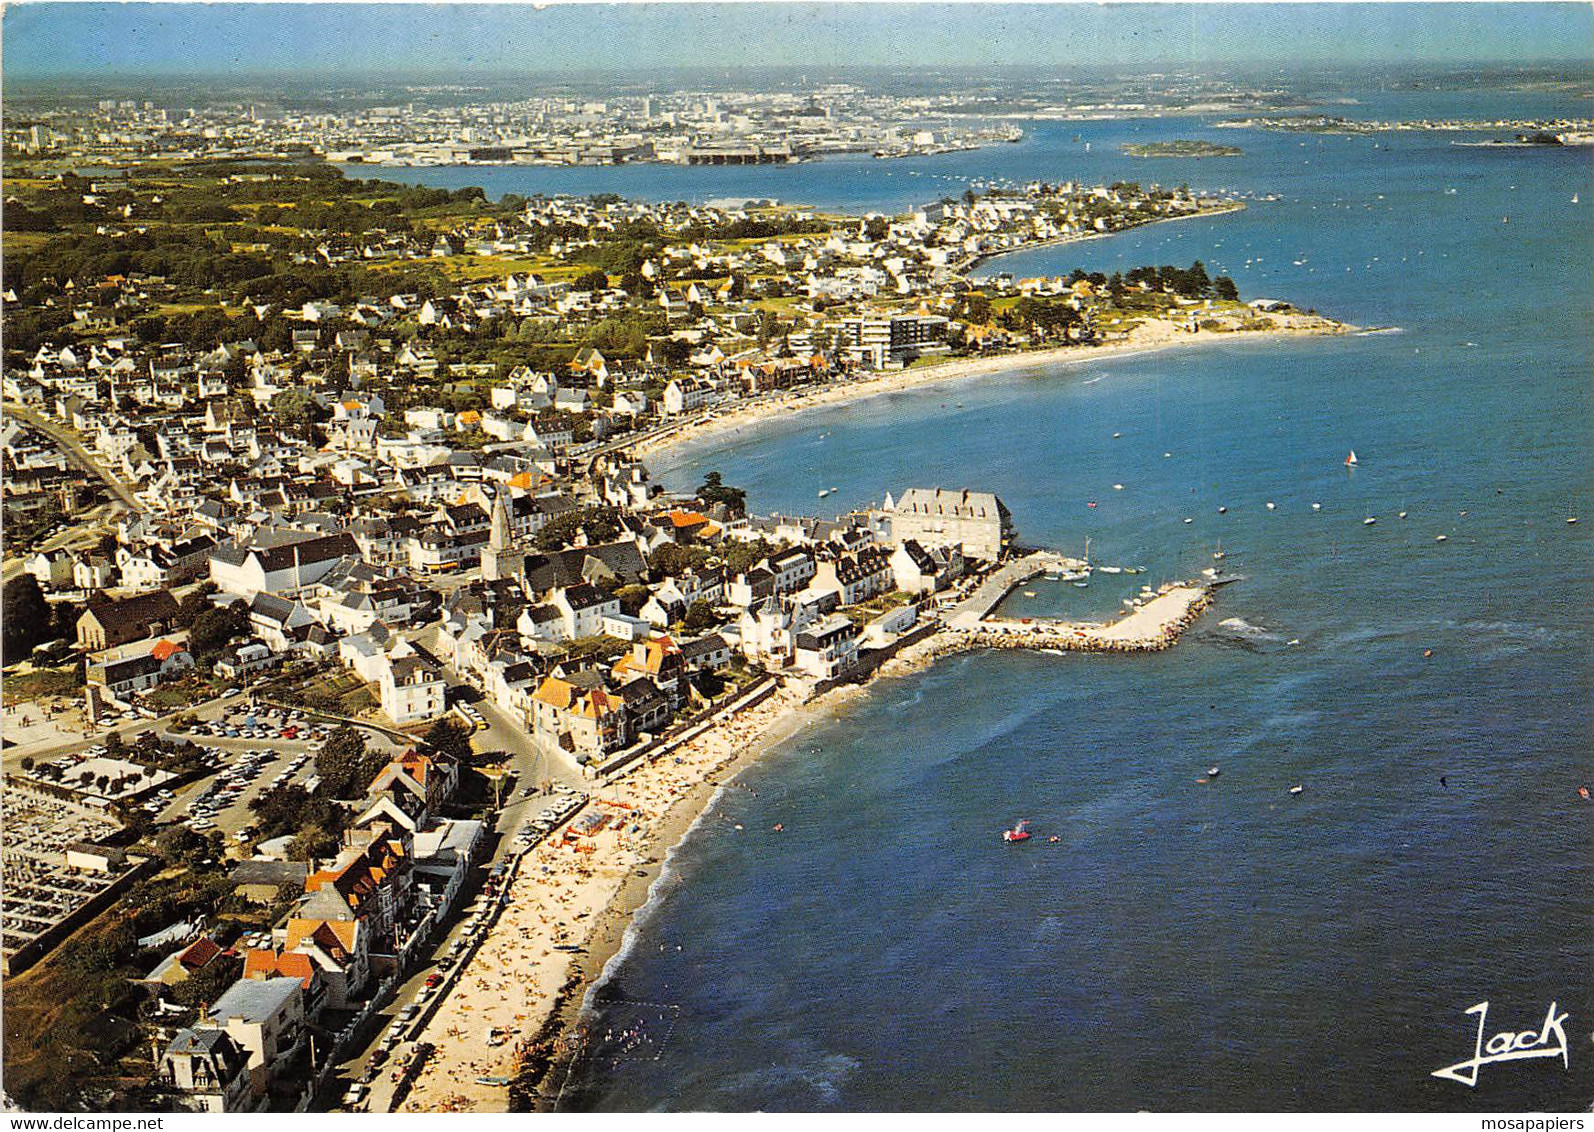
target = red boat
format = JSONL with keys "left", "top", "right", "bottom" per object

{"left": 1003, "top": 820, "right": 1032, "bottom": 843}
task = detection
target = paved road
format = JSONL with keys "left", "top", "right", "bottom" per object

{"left": 4, "top": 402, "right": 141, "bottom": 511}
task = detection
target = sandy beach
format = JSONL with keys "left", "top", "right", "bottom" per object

{"left": 400, "top": 683, "right": 816, "bottom": 1113}
{"left": 633, "top": 311, "right": 1352, "bottom": 464}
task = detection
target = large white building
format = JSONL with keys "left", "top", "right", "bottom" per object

{"left": 209, "top": 532, "right": 359, "bottom": 598}
{"left": 888, "top": 488, "right": 1012, "bottom": 563}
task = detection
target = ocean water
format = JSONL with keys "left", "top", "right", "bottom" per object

{"left": 492, "top": 94, "right": 1594, "bottom": 1110}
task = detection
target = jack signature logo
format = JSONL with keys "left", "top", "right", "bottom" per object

{"left": 1431, "top": 1000, "right": 1570, "bottom": 1087}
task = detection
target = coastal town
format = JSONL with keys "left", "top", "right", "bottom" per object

{"left": 7, "top": 85, "right": 1023, "bottom": 168}
{"left": 0, "top": 134, "right": 1350, "bottom": 1113}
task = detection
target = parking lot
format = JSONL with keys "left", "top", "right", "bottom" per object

{"left": 149, "top": 707, "right": 408, "bottom": 843}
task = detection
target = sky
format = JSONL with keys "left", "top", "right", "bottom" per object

{"left": 4, "top": 2, "right": 1591, "bottom": 80}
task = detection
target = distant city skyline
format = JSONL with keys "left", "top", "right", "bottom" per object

{"left": 5, "top": 2, "right": 1592, "bottom": 81}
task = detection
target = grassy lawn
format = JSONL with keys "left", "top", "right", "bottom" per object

{"left": 2, "top": 665, "right": 83, "bottom": 705}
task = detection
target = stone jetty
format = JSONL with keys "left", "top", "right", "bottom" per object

{"left": 965, "top": 583, "right": 1213, "bottom": 653}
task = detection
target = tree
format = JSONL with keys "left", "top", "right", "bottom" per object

{"left": 695, "top": 471, "right": 747, "bottom": 516}
{"left": 188, "top": 604, "right": 246, "bottom": 663}
{"left": 172, "top": 954, "right": 239, "bottom": 1008}
{"left": 684, "top": 601, "right": 718, "bottom": 632}
{"left": 423, "top": 717, "right": 474, "bottom": 765}
{"left": 174, "top": 584, "right": 218, "bottom": 629}
{"left": 572, "top": 268, "right": 609, "bottom": 293}
{"left": 647, "top": 541, "right": 712, "bottom": 580}
{"left": 2, "top": 575, "right": 52, "bottom": 664}
{"left": 535, "top": 506, "right": 623, "bottom": 550}
{"left": 270, "top": 387, "right": 328, "bottom": 443}
{"left": 315, "top": 726, "right": 381, "bottom": 799}
{"left": 1213, "top": 275, "right": 1240, "bottom": 302}
{"left": 287, "top": 825, "right": 340, "bottom": 862}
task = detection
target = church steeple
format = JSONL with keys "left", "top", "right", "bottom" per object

{"left": 489, "top": 490, "right": 512, "bottom": 551}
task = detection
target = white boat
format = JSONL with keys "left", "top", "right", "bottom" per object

{"left": 1099, "top": 566, "right": 1122, "bottom": 574}
{"left": 1363, "top": 516, "right": 1378, "bottom": 526}
{"left": 1266, "top": 502, "right": 1276, "bottom": 511}
{"left": 1023, "top": 591, "right": 1037, "bottom": 598}
{"left": 1345, "top": 450, "right": 1358, "bottom": 467}
{"left": 1311, "top": 502, "right": 1322, "bottom": 510}
{"left": 1073, "top": 581, "right": 1089, "bottom": 588}
{"left": 1288, "top": 784, "right": 1304, "bottom": 796}
{"left": 1113, "top": 484, "right": 1124, "bottom": 491}
{"left": 1436, "top": 534, "right": 1449, "bottom": 542}
{"left": 817, "top": 489, "right": 831, "bottom": 498}
{"left": 1398, "top": 511, "right": 1408, "bottom": 519}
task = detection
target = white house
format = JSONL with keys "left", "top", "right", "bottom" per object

{"left": 379, "top": 655, "right": 444, "bottom": 725}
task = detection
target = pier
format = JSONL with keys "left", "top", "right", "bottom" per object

{"left": 964, "top": 583, "right": 1213, "bottom": 653}
{"left": 948, "top": 550, "right": 1087, "bottom": 629}
{"left": 944, "top": 552, "right": 1214, "bottom": 654}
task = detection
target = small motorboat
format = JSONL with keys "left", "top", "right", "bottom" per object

{"left": 817, "top": 489, "right": 831, "bottom": 498}
{"left": 1099, "top": 566, "right": 1122, "bottom": 574}
{"left": 1363, "top": 516, "right": 1377, "bottom": 526}
{"left": 1266, "top": 502, "right": 1276, "bottom": 511}
{"left": 1568, "top": 517, "right": 1580, "bottom": 525}
{"left": 1183, "top": 517, "right": 1194, "bottom": 524}
{"left": 1311, "top": 502, "right": 1322, "bottom": 511}
{"left": 1436, "top": 534, "right": 1448, "bottom": 542}
{"left": 1217, "top": 506, "right": 1228, "bottom": 514}
{"left": 1397, "top": 511, "right": 1408, "bottom": 519}
{"left": 1003, "top": 820, "right": 1033, "bottom": 843}
{"left": 1113, "top": 483, "right": 1125, "bottom": 491}
{"left": 1072, "top": 581, "right": 1089, "bottom": 588}
{"left": 1112, "top": 432, "right": 1122, "bottom": 439}
{"left": 1207, "top": 766, "right": 1220, "bottom": 778}
{"left": 1047, "top": 835, "right": 1061, "bottom": 843}
{"left": 1288, "top": 784, "right": 1304, "bottom": 796}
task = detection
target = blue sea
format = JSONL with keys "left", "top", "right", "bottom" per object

{"left": 384, "top": 92, "right": 1593, "bottom": 1109}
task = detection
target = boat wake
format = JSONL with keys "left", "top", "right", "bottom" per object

{"left": 1201, "top": 616, "right": 1287, "bottom": 651}
{"left": 720, "top": 1048, "right": 863, "bottom": 1108}
{"left": 1355, "top": 326, "right": 1404, "bottom": 336}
